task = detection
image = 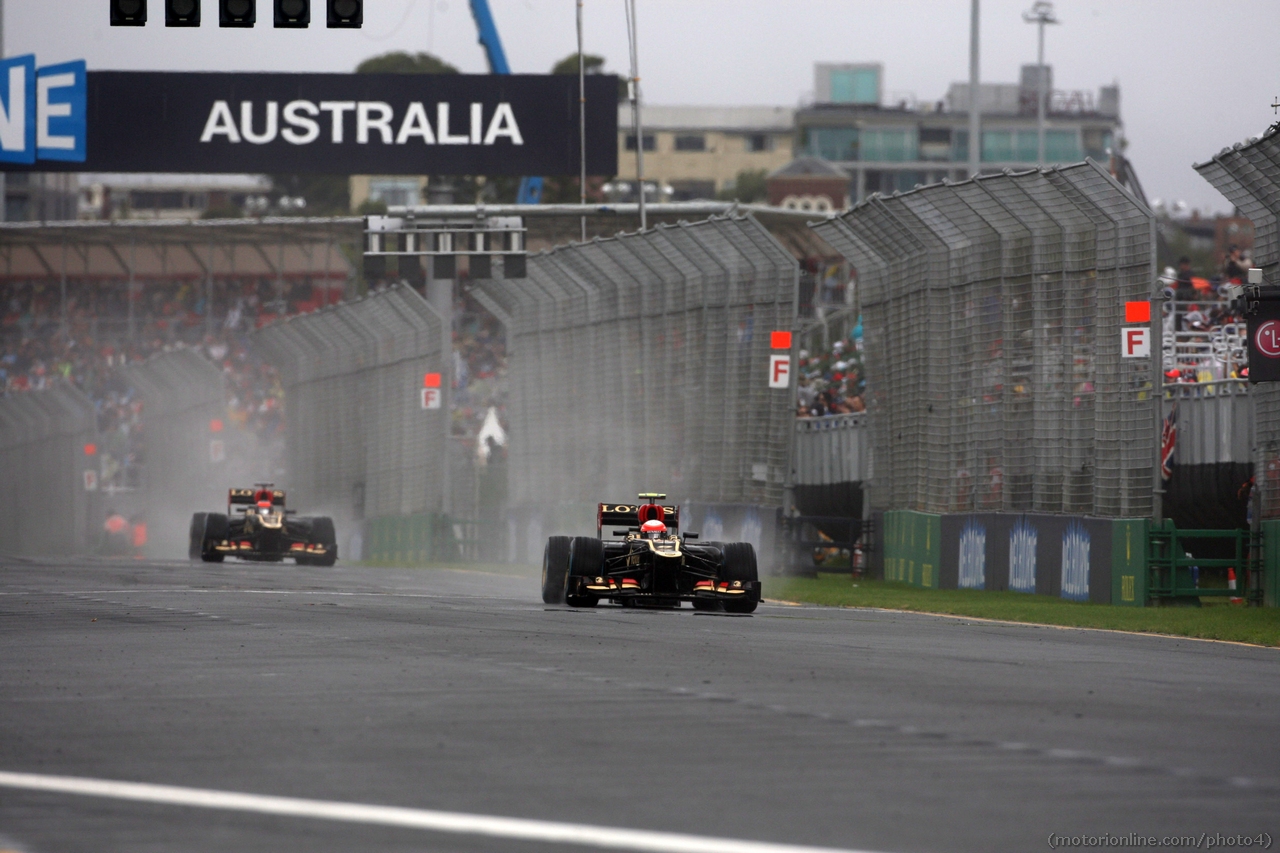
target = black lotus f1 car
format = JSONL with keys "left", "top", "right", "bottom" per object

{"left": 189, "top": 485, "right": 337, "bottom": 566}
{"left": 541, "top": 493, "right": 761, "bottom": 613}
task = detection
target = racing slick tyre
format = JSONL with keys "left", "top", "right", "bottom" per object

{"left": 301, "top": 517, "right": 338, "bottom": 567}
{"left": 720, "top": 542, "right": 759, "bottom": 614}
{"left": 188, "top": 513, "right": 208, "bottom": 561}
{"left": 691, "top": 599, "right": 722, "bottom": 612}
{"left": 565, "top": 536, "right": 602, "bottom": 608}
{"left": 541, "top": 536, "right": 571, "bottom": 604}
{"left": 200, "top": 513, "right": 229, "bottom": 563}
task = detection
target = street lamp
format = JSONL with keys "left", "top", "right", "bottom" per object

{"left": 1022, "top": 0, "right": 1058, "bottom": 168}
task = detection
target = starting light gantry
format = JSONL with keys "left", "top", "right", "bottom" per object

{"left": 110, "top": 0, "right": 362, "bottom": 28}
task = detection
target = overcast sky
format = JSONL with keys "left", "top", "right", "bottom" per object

{"left": 8, "top": 0, "right": 1279, "bottom": 214}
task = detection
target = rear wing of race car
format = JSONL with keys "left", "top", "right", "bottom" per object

{"left": 229, "top": 488, "right": 286, "bottom": 507}
{"left": 597, "top": 502, "right": 679, "bottom": 537}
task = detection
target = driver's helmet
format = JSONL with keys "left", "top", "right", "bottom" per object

{"left": 254, "top": 489, "right": 273, "bottom": 509}
{"left": 640, "top": 519, "right": 667, "bottom": 540}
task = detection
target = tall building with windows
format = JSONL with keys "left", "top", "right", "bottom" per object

{"left": 796, "top": 63, "right": 1121, "bottom": 204}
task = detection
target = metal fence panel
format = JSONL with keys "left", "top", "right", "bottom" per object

{"left": 255, "top": 284, "right": 447, "bottom": 533}
{"left": 814, "top": 162, "right": 1155, "bottom": 518}
{"left": 473, "top": 215, "right": 797, "bottom": 510}
{"left": 123, "top": 348, "right": 226, "bottom": 556}
{"left": 0, "top": 385, "right": 97, "bottom": 555}
{"left": 1196, "top": 128, "right": 1280, "bottom": 521}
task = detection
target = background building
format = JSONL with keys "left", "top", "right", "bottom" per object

{"left": 766, "top": 157, "right": 849, "bottom": 211}
{"left": 76, "top": 174, "right": 274, "bottom": 220}
{"left": 4, "top": 174, "right": 78, "bottom": 222}
{"left": 796, "top": 63, "right": 1122, "bottom": 204}
{"left": 614, "top": 105, "right": 794, "bottom": 201}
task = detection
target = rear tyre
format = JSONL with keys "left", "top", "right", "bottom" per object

{"left": 541, "top": 536, "right": 571, "bottom": 604}
{"left": 308, "top": 517, "right": 338, "bottom": 567}
{"left": 201, "top": 513, "right": 229, "bottom": 563}
{"left": 721, "top": 542, "right": 759, "bottom": 614}
{"left": 565, "top": 536, "right": 602, "bottom": 608}
{"left": 188, "top": 513, "right": 208, "bottom": 561}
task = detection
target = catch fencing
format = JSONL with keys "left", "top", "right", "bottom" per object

{"left": 813, "top": 161, "right": 1156, "bottom": 517}
{"left": 123, "top": 348, "right": 228, "bottom": 556}
{"left": 253, "top": 284, "right": 449, "bottom": 552}
{"left": 1196, "top": 128, "right": 1280, "bottom": 521}
{"left": 469, "top": 215, "right": 798, "bottom": 511}
{"left": 0, "top": 385, "right": 98, "bottom": 555}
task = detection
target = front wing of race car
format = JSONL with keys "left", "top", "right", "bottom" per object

{"left": 192, "top": 511, "right": 337, "bottom": 565}
{"left": 211, "top": 533, "right": 334, "bottom": 562}
{"left": 566, "top": 539, "right": 762, "bottom": 607}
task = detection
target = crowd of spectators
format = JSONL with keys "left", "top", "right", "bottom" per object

{"left": 0, "top": 276, "right": 312, "bottom": 493}
{"left": 796, "top": 323, "right": 866, "bottom": 418}
{"left": 1, "top": 273, "right": 510, "bottom": 484}
{"left": 1162, "top": 250, "right": 1251, "bottom": 382}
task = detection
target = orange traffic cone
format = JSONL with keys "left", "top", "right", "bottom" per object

{"left": 1228, "top": 567, "right": 1244, "bottom": 604}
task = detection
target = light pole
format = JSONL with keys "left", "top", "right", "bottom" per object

{"left": 625, "top": 0, "right": 645, "bottom": 230}
{"left": 1022, "top": 1, "right": 1058, "bottom": 168}
{"left": 968, "top": 0, "right": 980, "bottom": 179}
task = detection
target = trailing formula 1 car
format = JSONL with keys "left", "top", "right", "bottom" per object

{"left": 541, "top": 493, "right": 761, "bottom": 613}
{"left": 189, "top": 485, "right": 337, "bottom": 566}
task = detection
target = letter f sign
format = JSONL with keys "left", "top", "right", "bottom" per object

{"left": 768, "top": 354, "right": 791, "bottom": 389}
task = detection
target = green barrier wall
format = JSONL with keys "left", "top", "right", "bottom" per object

{"left": 882, "top": 511, "right": 941, "bottom": 589}
{"left": 1264, "top": 520, "right": 1280, "bottom": 608}
{"left": 364, "top": 514, "right": 459, "bottom": 565}
{"left": 1110, "top": 518, "right": 1148, "bottom": 606}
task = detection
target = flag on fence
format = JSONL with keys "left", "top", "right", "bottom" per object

{"left": 1160, "top": 403, "right": 1177, "bottom": 481}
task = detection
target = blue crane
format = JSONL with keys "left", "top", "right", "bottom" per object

{"left": 468, "top": 0, "right": 543, "bottom": 205}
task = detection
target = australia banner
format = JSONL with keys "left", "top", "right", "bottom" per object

{"left": 0, "top": 58, "right": 618, "bottom": 176}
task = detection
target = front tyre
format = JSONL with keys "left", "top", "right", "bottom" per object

{"left": 308, "top": 517, "right": 338, "bottom": 567}
{"left": 541, "top": 536, "right": 572, "bottom": 604}
{"left": 200, "top": 513, "right": 229, "bottom": 563}
{"left": 565, "top": 536, "right": 602, "bottom": 608}
{"left": 721, "top": 542, "right": 759, "bottom": 614}
{"left": 188, "top": 513, "right": 208, "bottom": 561}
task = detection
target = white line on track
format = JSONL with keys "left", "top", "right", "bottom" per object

{"left": 0, "top": 771, "right": 885, "bottom": 853}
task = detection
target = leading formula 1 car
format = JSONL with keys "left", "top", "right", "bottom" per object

{"left": 189, "top": 485, "right": 337, "bottom": 566}
{"left": 542, "top": 493, "right": 761, "bottom": 613}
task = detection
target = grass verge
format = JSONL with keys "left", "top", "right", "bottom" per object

{"left": 768, "top": 574, "right": 1280, "bottom": 648}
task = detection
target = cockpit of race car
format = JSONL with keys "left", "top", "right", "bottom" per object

{"left": 541, "top": 493, "right": 761, "bottom": 613}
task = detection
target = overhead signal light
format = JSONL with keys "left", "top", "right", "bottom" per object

{"left": 166, "top": 0, "right": 200, "bottom": 25}
{"left": 274, "top": 0, "right": 309, "bottom": 27}
{"left": 327, "top": 0, "right": 361, "bottom": 28}
{"left": 110, "top": 0, "right": 147, "bottom": 25}
{"left": 220, "top": 0, "right": 255, "bottom": 26}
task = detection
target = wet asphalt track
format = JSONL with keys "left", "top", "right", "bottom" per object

{"left": 0, "top": 557, "right": 1277, "bottom": 853}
